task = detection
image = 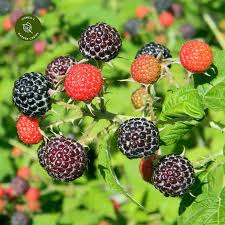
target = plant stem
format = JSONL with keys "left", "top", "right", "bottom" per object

{"left": 203, "top": 13, "right": 225, "bottom": 50}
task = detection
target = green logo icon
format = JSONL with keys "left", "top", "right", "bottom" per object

{"left": 15, "top": 15, "right": 42, "bottom": 41}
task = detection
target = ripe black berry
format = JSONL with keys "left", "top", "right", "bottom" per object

{"left": 78, "top": 22, "right": 122, "bottom": 62}
{"left": 152, "top": 155, "right": 195, "bottom": 197}
{"left": 46, "top": 56, "right": 76, "bottom": 89}
{"left": 124, "top": 18, "right": 141, "bottom": 38}
{"left": 13, "top": 72, "right": 51, "bottom": 117}
{"left": 11, "top": 177, "right": 29, "bottom": 196}
{"left": 117, "top": 118, "right": 159, "bottom": 159}
{"left": 135, "top": 42, "right": 172, "bottom": 60}
{"left": 153, "top": 0, "right": 172, "bottom": 13}
{"left": 38, "top": 136, "right": 87, "bottom": 181}
{"left": 11, "top": 212, "right": 29, "bottom": 225}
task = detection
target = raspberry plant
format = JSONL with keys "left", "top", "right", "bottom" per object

{"left": 1, "top": 1, "right": 225, "bottom": 224}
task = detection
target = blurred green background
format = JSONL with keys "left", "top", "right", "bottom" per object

{"left": 1, "top": 0, "right": 225, "bottom": 225}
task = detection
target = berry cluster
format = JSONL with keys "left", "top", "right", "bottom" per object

{"left": 0, "top": 167, "right": 41, "bottom": 224}
{"left": 12, "top": 20, "right": 214, "bottom": 198}
{"left": 122, "top": 1, "right": 196, "bottom": 43}
{"left": 116, "top": 39, "right": 214, "bottom": 197}
{"left": 12, "top": 22, "right": 121, "bottom": 182}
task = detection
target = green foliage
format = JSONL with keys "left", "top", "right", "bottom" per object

{"left": 1, "top": 0, "right": 225, "bottom": 225}
{"left": 178, "top": 187, "right": 225, "bottom": 225}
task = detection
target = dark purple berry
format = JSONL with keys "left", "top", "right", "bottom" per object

{"left": 10, "top": 9, "right": 24, "bottom": 25}
{"left": 79, "top": 22, "right": 122, "bottom": 62}
{"left": 153, "top": 0, "right": 172, "bottom": 13}
{"left": 135, "top": 42, "right": 172, "bottom": 60}
{"left": 152, "top": 154, "right": 195, "bottom": 197}
{"left": 180, "top": 23, "right": 196, "bottom": 39}
{"left": 34, "top": 0, "right": 52, "bottom": 9}
{"left": 169, "top": 3, "right": 183, "bottom": 17}
{"left": 38, "top": 136, "right": 87, "bottom": 181}
{"left": 117, "top": 118, "right": 160, "bottom": 159}
{"left": 46, "top": 56, "right": 76, "bottom": 90}
{"left": 13, "top": 72, "right": 51, "bottom": 117}
{"left": 11, "top": 212, "right": 29, "bottom": 225}
{"left": 124, "top": 18, "right": 141, "bottom": 38}
{"left": 0, "top": 0, "right": 11, "bottom": 15}
{"left": 11, "top": 177, "right": 29, "bottom": 196}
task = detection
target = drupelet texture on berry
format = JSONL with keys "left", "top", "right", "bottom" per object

{"left": 11, "top": 212, "right": 30, "bottom": 225}
{"left": 79, "top": 22, "right": 122, "bottom": 62}
{"left": 10, "top": 176, "right": 29, "bottom": 196}
{"left": 135, "top": 42, "right": 172, "bottom": 60}
{"left": 13, "top": 72, "right": 51, "bottom": 117}
{"left": 131, "top": 55, "right": 161, "bottom": 84}
{"left": 38, "top": 136, "right": 87, "bottom": 181}
{"left": 117, "top": 118, "right": 159, "bottom": 159}
{"left": 131, "top": 87, "right": 152, "bottom": 109}
{"left": 46, "top": 56, "right": 76, "bottom": 89}
{"left": 64, "top": 64, "right": 103, "bottom": 102}
{"left": 16, "top": 115, "right": 43, "bottom": 144}
{"left": 152, "top": 154, "right": 195, "bottom": 197}
{"left": 179, "top": 40, "right": 213, "bottom": 73}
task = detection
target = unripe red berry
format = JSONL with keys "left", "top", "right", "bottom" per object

{"left": 180, "top": 40, "right": 213, "bottom": 73}
{"left": 135, "top": 5, "right": 150, "bottom": 19}
{"left": 33, "top": 40, "right": 46, "bottom": 55}
{"left": 3, "top": 17, "right": 13, "bottom": 31}
{"left": 26, "top": 200, "right": 41, "bottom": 212}
{"left": 159, "top": 11, "right": 174, "bottom": 28}
{"left": 17, "top": 167, "right": 30, "bottom": 180}
{"left": 25, "top": 187, "right": 40, "bottom": 201}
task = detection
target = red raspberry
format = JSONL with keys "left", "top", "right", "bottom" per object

{"left": 4, "top": 187, "right": 16, "bottom": 199}
{"left": 64, "top": 64, "right": 103, "bottom": 102}
{"left": 16, "top": 204, "right": 25, "bottom": 212}
{"left": 27, "top": 200, "right": 41, "bottom": 212}
{"left": 180, "top": 40, "right": 214, "bottom": 73}
{"left": 17, "top": 167, "right": 30, "bottom": 180}
{"left": 16, "top": 115, "right": 43, "bottom": 145}
{"left": 33, "top": 40, "right": 46, "bottom": 55}
{"left": 135, "top": 5, "right": 150, "bottom": 19}
{"left": 25, "top": 187, "right": 40, "bottom": 201}
{"left": 139, "top": 155, "right": 157, "bottom": 182}
{"left": 159, "top": 11, "right": 174, "bottom": 27}
{"left": 131, "top": 55, "right": 161, "bottom": 84}
{"left": 11, "top": 146, "right": 23, "bottom": 158}
{"left": 0, "top": 187, "right": 5, "bottom": 198}
{"left": 0, "top": 199, "right": 6, "bottom": 213}
{"left": 3, "top": 17, "right": 13, "bottom": 31}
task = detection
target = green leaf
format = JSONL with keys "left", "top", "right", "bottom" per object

{"left": 159, "top": 86, "right": 205, "bottom": 121}
{"left": 198, "top": 77, "right": 225, "bottom": 111}
{"left": 159, "top": 86, "right": 205, "bottom": 146}
{"left": 97, "top": 132, "right": 145, "bottom": 210}
{"left": 0, "top": 150, "right": 13, "bottom": 181}
{"left": 32, "top": 213, "right": 60, "bottom": 225}
{"left": 160, "top": 120, "right": 200, "bottom": 146}
{"left": 197, "top": 48, "right": 225, "bottom": 111}
{"left": 213, "top": 48, "right": 225, "bottom": 74}
{"left": 178, "top": 187, "right": 225, "bottom": 225}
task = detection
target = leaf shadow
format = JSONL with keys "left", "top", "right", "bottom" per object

{"left": 193, "top": 64, "right": 218, "bottom": 87}
{"left": 98, "top": 165, "right": 108, "bottom": 180}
